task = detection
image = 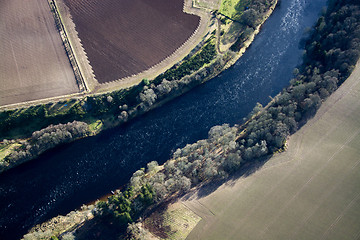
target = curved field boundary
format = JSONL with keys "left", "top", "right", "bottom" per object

{"left": 184, "top": 61, "right": 360, "bottom": 240}
{"left": 53, "top": 0, "right": 210, "bottom": 93}
{"left": 97, "top": 0, "right": 212, "bottom": 93}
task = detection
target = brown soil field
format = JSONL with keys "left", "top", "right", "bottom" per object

{"left": 0, "top": 0, "right": 79, "bottom": 107}
{"left": 62, "top": 0, "right": 200, "bottom": 84}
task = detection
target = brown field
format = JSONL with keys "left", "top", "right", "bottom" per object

{"left": 0, "top": 0, "right": 79, "bottom": 107}
{"left": 62, "top": 0, "right": 200, "bottom": 84}
{"left": 180, "top": 62, "right": 360, "bottom": 240}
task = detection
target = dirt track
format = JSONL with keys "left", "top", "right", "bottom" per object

{"left": 0, "top": 0, "right": 79, "bottom": 107}
{"left": 62, "top": 0, "right": 200, "bottom": 84}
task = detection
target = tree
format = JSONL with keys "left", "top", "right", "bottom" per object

{"left": 240, "top": 9, "right": 259, "bottom": 28}
{"left": 291, "top": 84, "right": 306, "bottom": 102}
{"left": 152, "top": 182, "right": 168, "bottom": 202}
{"left": 223, "top": 152, "right": 242, "bottom": 172}
{"left": 177, "top": 176, "right": 191, "bottom": 192}
{"left": 146, "top": 161, "right": 158, "bottom": 173}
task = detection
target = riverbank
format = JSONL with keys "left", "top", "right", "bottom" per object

{"left": 20, "top": 1, "right": 360, "bottom": 238}
{"left": 0, "top": 0, "right": 336, "bottom": 238}
{"left": 182, "top": 58, "right": 360, "bottom": 240}
{"left": 0, "top": 0, "right": 278, "bottom": 175}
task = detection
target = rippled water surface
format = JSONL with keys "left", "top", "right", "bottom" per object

{"left": 0, "top": 0, "right": 327, "bottom": 239}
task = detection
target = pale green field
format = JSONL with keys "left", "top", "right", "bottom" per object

{"left": 219, "top": 0, "right": 242, "bottom": 17}
{"left": 194, "top": 0, "right": 220, "bottom": 10}
{"left": 183, "top": 62, "right": 360, "bottom": 240}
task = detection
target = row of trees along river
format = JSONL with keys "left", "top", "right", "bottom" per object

{"left": 0, "top": 0, "right": 328, "bottom": 239}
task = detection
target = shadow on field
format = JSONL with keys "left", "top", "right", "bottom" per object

{"left": 72, "top": 218, "right": 122, "bottom": 240}
{"left": 183, "top": 155, "right": 273, "bottom": 200}
{"left": 71, "top": 156, "right": 272, "bottom": 239}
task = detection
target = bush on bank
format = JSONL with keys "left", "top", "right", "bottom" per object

{"left": 93, "top": 1, "right": 360, "bottom": 239}
{"left": 17, "top": 0, "right": 360, "bottom": 238}
{"left": 0, "top": 42, "right": 217, "bottom": 139}
{"left": 1, "top": 121, "right": 89, "bottom": 172}
{"left": 0, "top": 40, "right": 219, "bottom": 172}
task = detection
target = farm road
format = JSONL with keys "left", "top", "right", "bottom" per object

{"left": 183, "top": 61, "right": 360, "bottom": 240}
{"left": 0, "top": 0, "right": 79, "bottom": 107}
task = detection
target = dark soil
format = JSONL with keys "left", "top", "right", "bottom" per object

{"left": 63, "top": 0, "right": 200, "bottom": 83}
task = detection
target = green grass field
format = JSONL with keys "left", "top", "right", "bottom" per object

{"left": 183, "top": 63, "right": 360, "bottom": 240}
{"left": 219, "top": 0, "right": 239, "bottom": 17}
{"left": 219, "top": 0, "right": 250, "bottom": 18}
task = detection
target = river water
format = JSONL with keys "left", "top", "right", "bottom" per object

{"left": 0, "top": 0, "right": 327, "bottom": 239}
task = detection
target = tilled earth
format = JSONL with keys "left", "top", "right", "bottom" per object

{"left": 63, "top": 0, "right": 200, "bottom": 83}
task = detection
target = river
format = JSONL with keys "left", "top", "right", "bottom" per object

{"left": 0, "top": 0, "right": 327, "bottom": 239}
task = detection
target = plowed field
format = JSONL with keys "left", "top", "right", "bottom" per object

{"left": 62, "top": 0, "right": 200, "bottom": 83}
{"left": 0, "top": 0, "right": 79, "bottom": 107}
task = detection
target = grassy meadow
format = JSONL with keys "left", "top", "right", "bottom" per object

{"left": 219, "top": 0, "right": 241, "bottom": 17}
{"left": 219, "top": 0, "right": 251, "bottom": 17}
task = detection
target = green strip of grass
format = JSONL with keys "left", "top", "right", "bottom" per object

{"left": 219, "top": 0, "right": 252, "bottom": 19}
{"left": 153, "top": 40, "right": 216, "bottom": 84}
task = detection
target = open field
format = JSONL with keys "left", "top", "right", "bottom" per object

{"left": 0, "top": 0, "right": 79, "bottom": 107}
{"left": 62, "top": 0, "right": 200, "bottom": 84}
{"left": 219, "top": 0, "right": 242, "bottom": 17}
{"left": 182, "top": 62, "right": 360, "bottom": 239}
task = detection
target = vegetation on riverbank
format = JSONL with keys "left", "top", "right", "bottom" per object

{"left": 1, "top": 121, "right": 89, "bottom": 173}
{"left": 217, "top": 0, "right": 277, "bottom": 52}
{"left": 22, "top": 0, "right": 360, "bottom": 239}
{"left": 19, "top": 1, "right": 281, "bottom": 239}
{"left": 182, "top": 57, "right": 360, "bottom": 240}
{"left": 0, "top": 0, "right": 278, "bottom": 174}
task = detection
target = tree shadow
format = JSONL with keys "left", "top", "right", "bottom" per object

{"left": 183, "top": 154, "right": 273, "bottom": 201}
{"left": 142, "top": 201, "right": 172, "bottom": 239}
{"left": 71, "top": 156, "right": 273, "bottom": 239}
{"left": 72, "top": 218, "right": 123, "bottom": 240}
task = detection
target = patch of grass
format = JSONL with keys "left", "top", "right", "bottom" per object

{"left": 163, "top": 204, "right": 201, "bottom": 240}
{"left": 47, "top": 99, "right": 77, "bottom": 116}
{"left": 219, "top": 0, "right": 241, "bottom": 17}
{"left": 88, "top": 119, "right": 103, "bottom": 135}
{"left": 219, "top": 0, "right": 253, "bottom": 19}
{"left": 194, "top": 0, "right": 220, "bottom": 10}
{"left": 221, "top": 22, "right": 244, "bottom": 45}
{"left": 0, "top": 143, "right": 20, "bottom": 162}
{"left": 145, "top": 202, "right": 201, "bottom": 240}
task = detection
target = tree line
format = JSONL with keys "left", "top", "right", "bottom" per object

{"left": 1, "top": 121, "right": 89, "bottom": 172}
{"left": 93, "top": 1, "right": 360, "bottom": 239}
{"left": 0, "top": 41, "right": 217, "bottom": 140}
{"left": 20, "top": 0, "right": 360, "bottom": 239}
